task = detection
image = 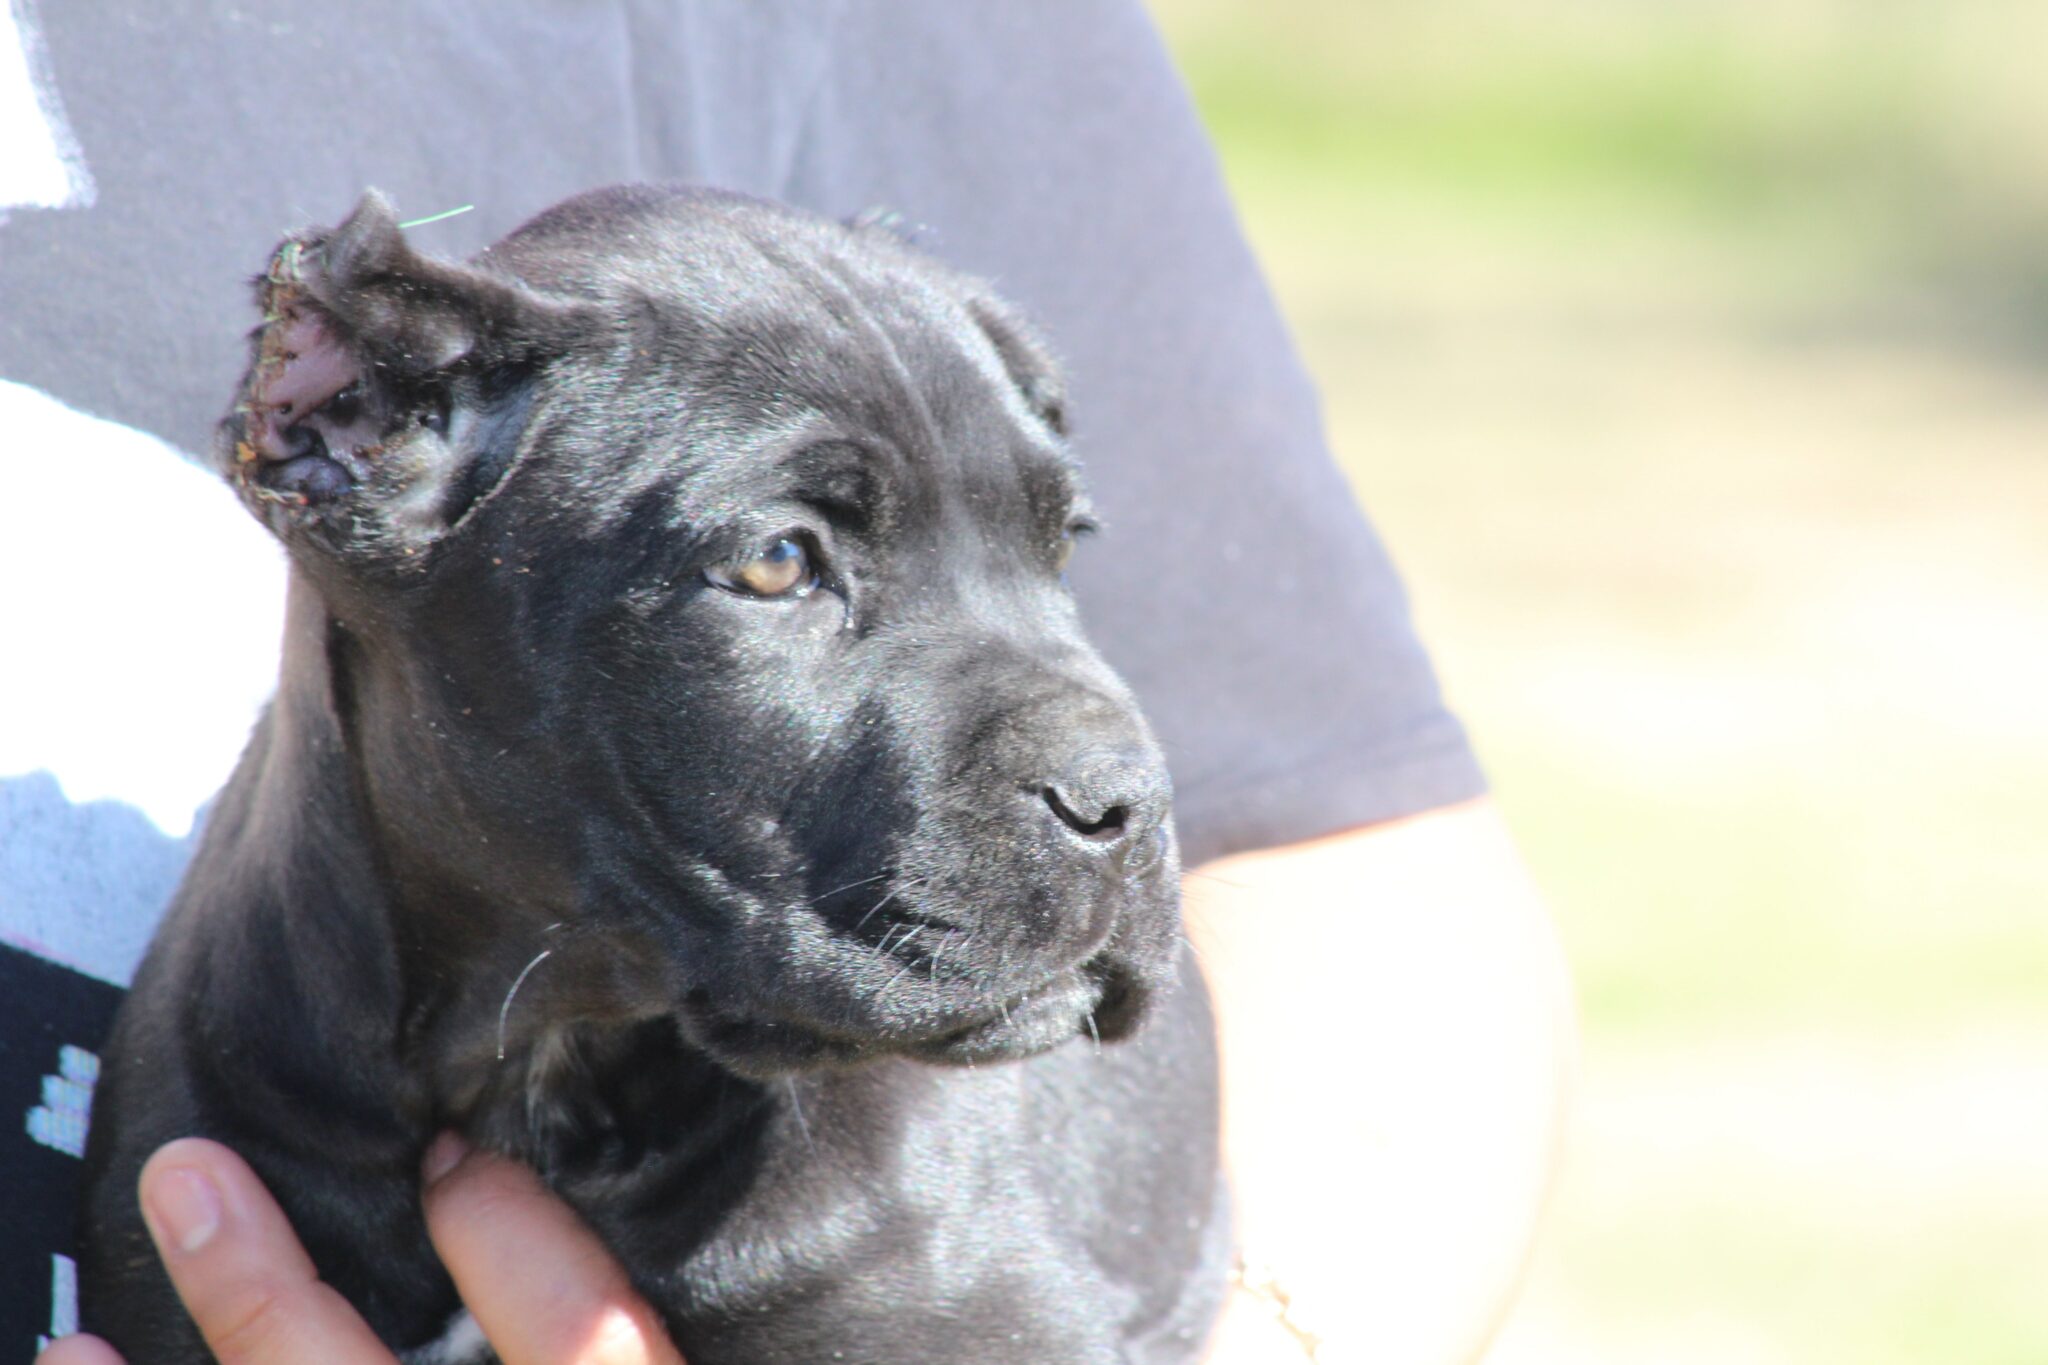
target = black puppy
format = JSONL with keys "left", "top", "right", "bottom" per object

{"left": 78, "top": 187, "right": 1227, "bottom": 1364}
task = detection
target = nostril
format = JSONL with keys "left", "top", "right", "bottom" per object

{"left": 1043, "top": 786, "right": 1129, "bottom": 841}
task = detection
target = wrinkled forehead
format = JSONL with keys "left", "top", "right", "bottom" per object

{"left": 653, "top": 230, "right": 1040, "bottom": 457}
{"left": 660, "top": 279, "right": 1076, "bottom": 535}
{"left": 495, "top": 198, "right": 1013, "bottom": 411}
{"left": 497, "top": 203, "right": 1078, "bottom": 527}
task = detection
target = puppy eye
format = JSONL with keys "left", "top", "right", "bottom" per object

{"left": 1056, "top": 516, "right": 1098, "bottom": 573}
{"left": 707, "top": 536, "right": 817, "bottom": 598}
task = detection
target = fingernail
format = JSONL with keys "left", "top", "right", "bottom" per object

{"left": 422, "top": 1131, "right": 470, "bottom": 1184}
{"left": 143, "top": 1166, "right": 223, "bottom": 1255}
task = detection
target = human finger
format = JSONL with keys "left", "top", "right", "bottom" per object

{"left": 32, "top": 1334, "right": 126, "bottom": 1365}
{"left": 421, "top": 1134, "right": 684, "bottom": 1365}
{"left": 137, "top": 1138, "right": 397, "bottom": 1365}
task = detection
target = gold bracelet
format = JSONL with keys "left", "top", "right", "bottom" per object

{"left": 1232, "top": 1255, "right": 1335, "bottom": 1362}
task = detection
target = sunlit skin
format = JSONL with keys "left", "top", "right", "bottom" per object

{"left": 40, "top": 799, "right": 1569, "bottom": 1365}
{"left": 39, "top": 1139, "right": 685, "bottom": 1365}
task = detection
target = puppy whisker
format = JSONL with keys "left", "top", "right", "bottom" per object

{"left": 495, "top": 946, "right": 556, "bottom": 1062}
{"left": 808, "top": 871, "right": 888, "bottom": 906}
{"left": 876, "top": 923, "right": 925, "bottom": 958}
{"left": 877, "top": 925, "right": 946, "bottom": 999}
{"left": 785, "top": 1078, "right": 815, "bottom": 1154}
{"left": 852, "top": 875, "right": 926, "bottom": 933}
{"left": 854, "top": 889, "right": 902, "bottom": 932}
{"left": 878, "top": 959, "right": 920, "bottom": 998}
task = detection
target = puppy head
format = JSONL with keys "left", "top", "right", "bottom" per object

{"left": 222, "top": 187, "right": 1180, "bottom": 1080}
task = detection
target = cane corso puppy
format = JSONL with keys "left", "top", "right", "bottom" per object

{"left": 76, "top": 186, "right": 1227, "bottom": 1363}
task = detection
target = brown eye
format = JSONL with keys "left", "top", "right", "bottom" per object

{"left": 708, "top": 537, "right": 815, "bottom": 597}
{"left": 1056, "top": 516, "right": 1096, "bottom": 575}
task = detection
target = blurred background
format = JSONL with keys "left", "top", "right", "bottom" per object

{"left": 1146, "top": 1, "right": 2048, "bottom": 1360}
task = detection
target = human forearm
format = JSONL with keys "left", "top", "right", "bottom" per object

{"left": 1190, "top": 799, "right": 1575, "bottom": 1364}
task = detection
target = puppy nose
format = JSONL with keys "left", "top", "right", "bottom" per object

{"left": 1039, "top": 749, "right": 1170, "bottom": 853}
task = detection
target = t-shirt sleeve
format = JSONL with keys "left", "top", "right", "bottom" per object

{"left": 776, "top": 1, "right": 1487, "bottom": 865}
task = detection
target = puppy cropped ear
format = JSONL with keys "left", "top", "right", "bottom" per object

{"left": 220, "top": 191, "right": 586, "bottom": 557}
{"left": 963, "top": 295, "right": 1067, "bottom": 437}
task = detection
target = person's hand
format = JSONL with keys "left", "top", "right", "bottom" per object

{"left": 37, "top": 1135, "right": 683, "bottom": 1365}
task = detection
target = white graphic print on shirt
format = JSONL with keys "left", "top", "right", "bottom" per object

{"left": 0, "top": 0, "right": 94, "bottom": 215}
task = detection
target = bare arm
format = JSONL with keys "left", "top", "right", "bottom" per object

{"left": 1193, "top": 798, "right": 1576, "bottom": 1365}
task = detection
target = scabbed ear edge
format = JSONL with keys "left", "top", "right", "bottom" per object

{"left": 218, "top": 191, "right": 566, "bottom": 551}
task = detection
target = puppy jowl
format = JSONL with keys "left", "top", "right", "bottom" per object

{"left": 81, "top": 186, "right": 1227, "bottom": 1364}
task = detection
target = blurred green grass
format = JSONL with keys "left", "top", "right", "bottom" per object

{"left": 1150, "top": 2, "right": 2048, "bottom": 1361}
{"left": 1181, "top": 21, "right": 1918, "bottom": 223}
{"left": 1163, "top": 0, "right": 2048, "bottom": 340}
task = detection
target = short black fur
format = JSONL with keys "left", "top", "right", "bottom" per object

{"left": 79, "top": 186, "right": 1227, "bottom": 1364}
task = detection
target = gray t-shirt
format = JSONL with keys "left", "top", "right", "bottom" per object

{"left": 0, "top": 2, "right": 1482, "bottom": 1354}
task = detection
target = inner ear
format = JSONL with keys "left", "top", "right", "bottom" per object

{"left": 221, "top": 190, "right": 583, "bottom": 552}
{"left": 964, "top": 295, "right": 1067, "bottom": 437}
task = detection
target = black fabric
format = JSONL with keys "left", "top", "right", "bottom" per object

{"left": 0, "top": 2, "right": 1483, "bottom": 1356}
{"left": 0, "top": 946, "right": 123, "bottom": 1359}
